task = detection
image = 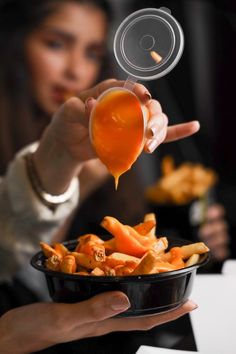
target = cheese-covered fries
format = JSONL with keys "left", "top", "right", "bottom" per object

{"left": 146, "top": 156, "right": 218, "bottom": 205}
{"left": 40, "top": 214, "right": 209, "bottom": 276}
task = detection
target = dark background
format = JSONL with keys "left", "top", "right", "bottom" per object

{"left": 109, "top": 0, "right": 236, "bottom": 258}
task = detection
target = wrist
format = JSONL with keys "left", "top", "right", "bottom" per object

{"left": 25, "top": 152, "right": 78, "bottom": 208}
{"left": 33, "top": 138, "right": 83, "bottom": 195}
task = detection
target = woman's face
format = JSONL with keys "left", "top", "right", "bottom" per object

{"left": 25, "top": 2, "right": 108, "bottom": 116}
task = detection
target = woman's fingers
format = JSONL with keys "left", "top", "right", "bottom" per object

{"left": 145, "top": 123, "right": 167, "bottom": 153}
{"left": 206, "top": 204, "right": 225, "bottom": 221}
{"left": 214, "top": 248, "right": 230, "bottom": 261}
{"left": 200, "top": 220, "right": 229, "bottom": 239}
{"left": 56, "top": 97, "right": 89, "bottom": 128}
{"left": 145, "top": 98, "right": 163, "bottom": 116}
{"left": 132, "top": 84, "right": 152, "bottom": 105}
{"left": 144, "top": 99, "right": 168, "bottom": 152}
{"left": 79, "top": 82, "right": 199, "bottom": 146}
{"left": 56, "top": 293, "right": 196, "bottom": 332}
{"left": 78, "top": 291, "right": 131, "bottom": 321}
{"left": 102, "top": 300, "right": 198, "bottom": 333}
{"left": 62, "top": 92, "right": 199, "bottom": 158}
{"left": 198, "top": 217, "right": 230, "bottom": 262}
{"left": 85, "top": 97, "right": 97, "bottom": 117}
{"left": 43, "top": 292, "right": 131, "bottom": 344}
{"left": 79, "top": 79, "right": 152, "bottom": 105}
{"left": 199, "top": 221, "right": 229, "bottom": 248}
{"left": 164, "top": 121, "right": 200, "bottom": 143}
{"left": 79, "top": 79, "right": 118, "bottom": 101}
{"left": 143, "top": 99, "right": 200, "bottom": 153}
{"left": 62, "top": 291, "right": 130, "bottom": 325}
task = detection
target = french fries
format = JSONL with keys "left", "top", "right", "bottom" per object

{"left": 143, "top": 213, "right": 156, "bottom": 236}
{"left": 105, "top": 252, "right": 140, "bottom": 269}
{"left": 131, "top": 251, "right": 158, "bottom": 275}
{"left": 185, "top": 254, "right": 200, "bottom": 267}
{"left": 60, "top": 254, "right": 76, "bottom": 274}
{"left": 161, "top": 155, "right": 175, "bottom": 177}
{"left": 146, "top": 156, "right": 218, "bottom": 205}
{"left": 179, "top": 242, "right": 209, "bottom": 260}
{"left": 40, "top": 214, "right": 209, "bottom": 276}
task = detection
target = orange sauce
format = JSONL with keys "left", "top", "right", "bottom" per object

{"left": 90, "top": 88, "right": 145, "bottom": 189}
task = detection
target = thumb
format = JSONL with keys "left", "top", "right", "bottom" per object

{"left": 69, "top": 291, "right": 131, "bottom": 324}
{"left": 85, "top": 97, "right": 97, "bottom": 116}
{"left": 54, "top": 97, "right": 88, "bottom": 128}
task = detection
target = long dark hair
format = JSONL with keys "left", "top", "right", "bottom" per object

{"left": 0, "top": 0, "right": 112, "bottom": 174}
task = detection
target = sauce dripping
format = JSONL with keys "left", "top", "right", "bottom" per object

{"left": 90, "top": 88, "right": 145, "bottom": 189}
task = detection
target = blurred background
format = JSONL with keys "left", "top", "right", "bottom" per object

{"left": 0, "top": 1, "right": 235, "bottom": 353}
{"left": 109, "top": 0, "right": 236, "bottom": 204}
{"left": 74, "top": 0, "right": 236, "bottom": 268}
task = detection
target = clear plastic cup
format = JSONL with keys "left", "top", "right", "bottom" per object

{"left": 90, "top": 87, "right": 146, "bottom": 189}
{"left": 89, "top": 7, "right": 184, "bottom": 187}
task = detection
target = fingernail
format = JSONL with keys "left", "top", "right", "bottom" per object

{"left": 85, "top": 97, "right": 94, "bottom": 110}
{"left": 146, "top": 139, "right": 158, "bottom": 153}
{"left": 110, "top": 295, "right": 130, "bottom": 311}
{"left": 147, "top": 126, "right": 157, "bottom": 138}
{"left": 188, "top": 300, "right": 198, "bottom": 310}
{"left": 145, "top": 91, "right": 152, "bottom": 100}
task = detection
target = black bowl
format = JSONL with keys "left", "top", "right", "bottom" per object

{"left": 31, "top": 237, "right": 209, "bottom": 317}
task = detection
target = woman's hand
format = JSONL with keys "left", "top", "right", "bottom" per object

{"left": 33, "top": 79, "right": 200, "bottom": 195}
{"left": 0, "top": 291, "right": 197, "bottom": 354}
{"left": 80, "top": 79, "right": 200, "bottom": 153}
{"left": 142, "top": 99, "right": 200, "bottom": 153}
{"left": 198, "top": 204, "right": 230, "bottom": 261}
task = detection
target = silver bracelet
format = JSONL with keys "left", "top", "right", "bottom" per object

{"left": 24, "top": 153, "right": 78, "bottom": 208}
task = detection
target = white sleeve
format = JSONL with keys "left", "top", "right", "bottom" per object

{"left": 0, "top": 142, "right": 79, "bottom": 281}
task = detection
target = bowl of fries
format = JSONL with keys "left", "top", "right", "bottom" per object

{"left": 31, "top": 213, "right": 210, "bottom": 317}
{"left": 146, "top": 156, "right": 218, "bottom": 239}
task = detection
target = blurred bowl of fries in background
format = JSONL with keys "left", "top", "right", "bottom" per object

{"left": 31, "top": 213, "right": 210, "bottom": 317}
{"left": 145, "top": 156, "right": 218, "bottom": 240}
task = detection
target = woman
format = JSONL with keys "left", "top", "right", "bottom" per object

{"left": 0, "top": 0, "right": 112, "bottom": 170}
{"left": 0, "top": 0, "right": 116, "bottom": 302}
{"left": 0, "top": 0, "right": 199, "bottom": 285}
{"left": 0, "top": 0, "right": 200, "bottom": 351}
